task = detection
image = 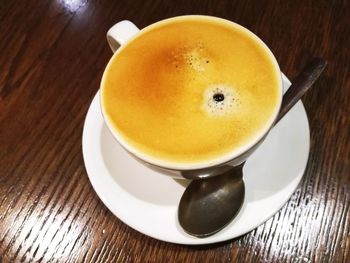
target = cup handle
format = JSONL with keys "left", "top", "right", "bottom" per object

{"left": 106, "top": 21, "right": 140, "bottom": 53}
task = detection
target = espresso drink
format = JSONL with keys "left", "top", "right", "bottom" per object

{"left": 101, "top": 16, "right": 282, "bottom": 165}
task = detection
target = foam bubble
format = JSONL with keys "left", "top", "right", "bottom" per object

{"left": 202, "top": 84, "right": 239, "bottom": 116}
{"left": 170, "top": 42, "right": 210, "bottom": 72}
{"left": 184, "top": 49, "right": 206, "bottom": 72}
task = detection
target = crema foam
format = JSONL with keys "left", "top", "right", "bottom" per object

{"left": 101, "top": 16, "right": 282, "bottom": 165}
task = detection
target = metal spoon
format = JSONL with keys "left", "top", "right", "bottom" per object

{"left": 178, "top": 58, "right": 327, "bottom": 237}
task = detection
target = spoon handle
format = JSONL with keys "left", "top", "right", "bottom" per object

{"left": 276, "top": 58, "right": 327, "bottom": 123}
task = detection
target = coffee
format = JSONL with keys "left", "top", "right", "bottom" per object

{"left": 101, "top": 16, "right": 282, "bottom": 165}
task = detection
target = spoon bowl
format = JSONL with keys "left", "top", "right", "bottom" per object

{"left": 179, "top": 164, "right": 244, "bottom": 237}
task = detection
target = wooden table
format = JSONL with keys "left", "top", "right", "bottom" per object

{"left": 1, "top": 0, "right": 349, "bottom": 262}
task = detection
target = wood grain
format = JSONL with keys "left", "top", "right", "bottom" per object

{"left": 0, "top": 0, "right": 349, "bottom": 262}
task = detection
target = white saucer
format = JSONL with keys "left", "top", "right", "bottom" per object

{"left": 82, "top": 74, "right": 309, "bottom": 245}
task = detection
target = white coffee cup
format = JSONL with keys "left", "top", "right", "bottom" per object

{"left": 101, "top": 16, "right": 283, "bottom": 179}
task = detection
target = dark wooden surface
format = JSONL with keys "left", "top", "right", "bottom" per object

{"left": 1, "top": 0, "right": 349, "bottom": 262}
